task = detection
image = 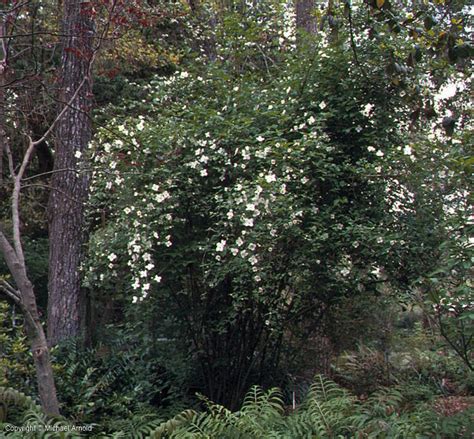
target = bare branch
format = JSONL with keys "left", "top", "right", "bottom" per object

{"left": 0, "top": 279, "right": 22, "bottom": 306}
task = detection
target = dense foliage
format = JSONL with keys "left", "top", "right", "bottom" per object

{"left": 0, "top": 0, "right": 472, "bottom": 435}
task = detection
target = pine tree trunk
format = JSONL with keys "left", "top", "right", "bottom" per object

{"left": 47, "top": 0, "right": 94, "bottom": 346}
{"left": 296, "top": 0, "right": 318, "bottom": 35}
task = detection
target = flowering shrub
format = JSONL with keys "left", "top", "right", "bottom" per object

{"left": 83, "top": 0, "right": 472, "bottom": 404}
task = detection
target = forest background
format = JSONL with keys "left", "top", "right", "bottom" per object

{"left": 0, "top": 0, "right": 473, "bottom": 437}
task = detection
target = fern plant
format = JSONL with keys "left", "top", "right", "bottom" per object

{"left": 0, "top": 386, "right": 84, "bottom": 438}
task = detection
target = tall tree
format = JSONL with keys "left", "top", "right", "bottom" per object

{"left": 296, "top": 0, "right": 317, "bottom": 35}
{"left": 0, "top": 0, "right": 60, "bottom": 415}
{"left": 47, "top": 0, "right": 95, "bottom": 346}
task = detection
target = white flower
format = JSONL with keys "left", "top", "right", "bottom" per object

{"left": 403, "top": 145, "right": 412, "bottom": 155}
{"left": 371, "top": 266, "right": 381, "bottom": 276}
{"left": 236, "top": 237, "right": 244, "bottom": 247}
{"left": 137, "top": 119, "right": 145, "bottom": 131}
{"left": 132, "top": 296, "right": 139, "bottom": 303}
{"left": 361, "top": 103, "right": 374, "bottom": 117}
{"left": 256, "top": 135, "right": 265, "bottom": 142}
{"left": 154, "top": 275, "right": 162, "bottom": 283}
{"left": 340, "top": 267, "right": 350, "bottom": 277}
{"left": 265, "top": 173, "right": 276, "bottom": 183}
{"left": 249, "top": 255, "right": 258, "bottom": 265}
{"left": 319, "top": 101, "right": 327, "bottom": 110}
{"left": 227, "top": 210, "right": 234, "bottom": 219}
{"left": 200, "top": 169, "right": 208, "bottom": 176}
{"left": 376, "top": 237, "right": 384, "bottom": 243}
{"left": 180, "top": 71, "right": 189, "bottom": 78}
{"left": 145, "top": 263, "right": 155, "bottom": 270}
{"left": 216, "top": 239, "right": 227, "bottom": 252}
{"left": 151, "top": 184, "right": 159, "bottom": 191}
{"left": 367, "top": 146, "right": 376, "bottom": 152}
{"left": 143, "top": 283, "right": 150, "bottom": 291}
{"left": 376, "top": 150, "right": 384, "bottom": 157}
{"left": 246, "top": 203, "right": 255, "bottom": 211}
{"left": 231, "top": 248, "right": 239, "bottom": 256}
{"left": 74, "top": 150, "right": 82, "bottom": 158}
{"left": 108, "top": 253, "right": 117, "bottom": 262}
{"left": 243, "top": 217, "right": 254, "bottom": 227}
{"left": 248, "top": 243, "right": 256, "bottom": 251}
{"left": 307, "top": 116, "right": 316, "bottom": 125}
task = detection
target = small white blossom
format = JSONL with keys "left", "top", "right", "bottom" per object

{"left": 265, "top": 173, "right": 276, "bottom": 183}
{"left": 243, "top": 217, "right": 254, "bottom": 227}
{"left": 361, "top": 103, "right": 374, "bottom": 117}
{"left": 216, "top": 239, "right": 227, "bottom": 252}
{"left": 74, "top": 150, "right": 82, "bottom": 159}
{"left": 256, "top": 135, "right": 265, "bottom": 142}
{"left": 319, "top": 101, "right": 327, "bottom": 110}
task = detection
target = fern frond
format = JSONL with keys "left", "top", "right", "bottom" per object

{"left": 308, "top": 375, "right": 345, "bottom": 402}
{"left": 149, "top": 409, "right": 196, "bottom": 438}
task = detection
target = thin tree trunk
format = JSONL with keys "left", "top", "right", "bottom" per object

{"left": 0, "top": 222, "right": 60, "bottom": 416}
{"left": 47, "top": 0, "right": 94, "bottom": 346}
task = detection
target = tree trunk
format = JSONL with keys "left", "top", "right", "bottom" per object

{"left": 0, "top": 234, "right": 60, "bottom": 415}
{"left": 296, "top": 0, "right": 318, "bottom": 35}
{"left": 47, "top": 0, "right": 94, "bottom": 346}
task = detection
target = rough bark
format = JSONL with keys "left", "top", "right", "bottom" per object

{"left": 47, "top": 0, "right": 94, "bottom": 346}
{"left": 296, "top": 0, "right": 318, "bottom": 35}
